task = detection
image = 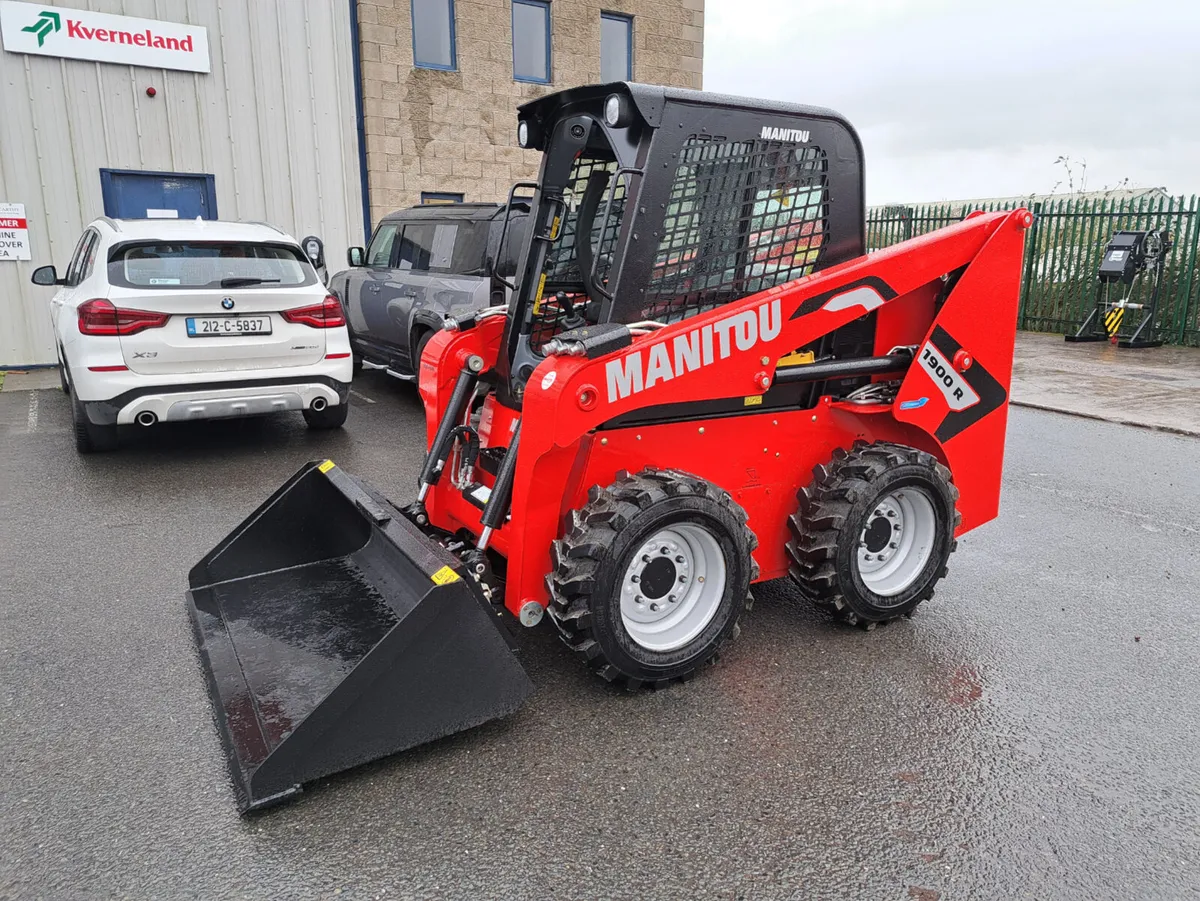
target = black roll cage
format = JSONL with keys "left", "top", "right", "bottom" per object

{"left": 493, "top": 83, "right": 866, "bottom": 406}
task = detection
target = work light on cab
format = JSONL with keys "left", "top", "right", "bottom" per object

{"left": 603, "top": 93, "right": 628, "bottom": 127}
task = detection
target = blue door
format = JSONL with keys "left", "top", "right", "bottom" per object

{"left": 99, "top": 169, "right": 218, "bottom": 220}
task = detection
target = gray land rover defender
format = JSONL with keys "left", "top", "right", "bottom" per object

{"left": 331, "top": 201, "right": 529, "bottom": 380}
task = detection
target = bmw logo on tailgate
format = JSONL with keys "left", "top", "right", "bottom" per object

{"left": 221, "top": 298, "right": 235, "bottom": 310}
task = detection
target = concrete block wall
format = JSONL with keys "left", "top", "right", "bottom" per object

{"left": 356, "top": 0, "right": 704, "bottom": 224}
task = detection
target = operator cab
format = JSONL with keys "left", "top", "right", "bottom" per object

{"left": 496, "top": 82, "right": 867, "bottom": 405}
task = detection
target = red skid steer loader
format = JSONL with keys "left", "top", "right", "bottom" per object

{"left": 187, "top": 83, "right": 1030, "bottom": 812}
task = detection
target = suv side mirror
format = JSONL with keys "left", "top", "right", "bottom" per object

{"left": 301, "top": 235, "right": 325, "bottom": 269}
{"left": 31, "top": 265, "right": 61, "bottom": 287}
{"left": 347, "top": 246, "right": 365, "bottom": 267}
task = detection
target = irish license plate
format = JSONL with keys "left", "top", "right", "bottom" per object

{"left": 186, "top": 315, "right": 272, "bottom": 337}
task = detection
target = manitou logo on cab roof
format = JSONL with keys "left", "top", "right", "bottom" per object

{"left": 760, "top": 126, "right": 810, "bottom": 143}
{"left": 606, "top": 299, "right": 783, "bottom": 402}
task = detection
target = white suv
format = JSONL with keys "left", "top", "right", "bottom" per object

{"left": 31, "top": 218, "right": 353, "bottom": 453}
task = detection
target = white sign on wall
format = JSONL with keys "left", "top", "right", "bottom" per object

{"left": 0, "top": 1, "right": 210, "bottom": 73}
{"left": 0, "top": 203, "right": 31, "bottom": 261}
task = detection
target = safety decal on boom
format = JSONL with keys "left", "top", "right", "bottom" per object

{"left": 789, "top": 275, "right": 898, "bottom": 320}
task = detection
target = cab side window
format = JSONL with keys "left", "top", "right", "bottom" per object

{"left": 366, "top": 224, "right": 399, "bottom": 267}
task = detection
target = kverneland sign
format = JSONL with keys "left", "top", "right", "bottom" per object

{"left": 0, "top": 1, "right": 210, "bottom": 73}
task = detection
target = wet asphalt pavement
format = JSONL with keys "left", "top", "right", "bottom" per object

{"left": 2, "top": 374, "right": 1198, "bottom": 901}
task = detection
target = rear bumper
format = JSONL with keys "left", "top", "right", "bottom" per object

{"left": 83, "top": 375, "right": 351, "bottom": 426}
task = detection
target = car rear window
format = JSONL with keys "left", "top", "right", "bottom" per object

{"left": 107, "top": 242, "right": 316, "bottom": 289}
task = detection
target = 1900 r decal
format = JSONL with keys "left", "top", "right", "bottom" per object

{"left": 919, "top": 342, "right": 979, "bottom": 411}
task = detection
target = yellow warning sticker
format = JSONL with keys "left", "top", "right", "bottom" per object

{"left": 430, "top": 565, "right": 461, "bottom": 585}
{"left": 1105, "top": 307, "right": 1124, "bottom": 336}
{"left": 317, "top": 460, "right": 336, "bottom": 473}
{"left": 532, "top": 272, "right": 548, "bottom": 315}
{"left": 743, "top": 395, "right": 764, "bottom": 406}
{"left": 550, "top": 215, "right": 562, "bottom": 241}
{"left": 778, "top": 350, "right": 816, "bottom": 366}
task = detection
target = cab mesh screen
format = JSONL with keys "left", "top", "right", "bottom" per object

{"left": 529, "top": 156, "right": 626, "bottom": 350}
{"left": 643, "top": 135, "right": 829, "bottom": 322}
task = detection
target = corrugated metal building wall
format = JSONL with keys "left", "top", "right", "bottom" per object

{"left": 0, "top": 0, "right": 365, "bottom": 366}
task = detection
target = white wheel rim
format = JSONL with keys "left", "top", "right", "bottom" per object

{"left": 856, "top": 488, "right": 937, "bottom": 601}
{"left": 619, "top": 522, "right": 727, "bottom": 652}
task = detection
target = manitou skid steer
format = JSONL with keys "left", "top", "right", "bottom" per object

{"left": 187, "top": 83, "right": 1030, "bottom": 812}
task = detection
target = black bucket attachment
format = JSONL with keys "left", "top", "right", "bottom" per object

{"left": 186, "top": 460, "right": 533, "bottom": 813}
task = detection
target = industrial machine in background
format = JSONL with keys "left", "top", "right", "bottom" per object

{"left": 1066, "top": 228, "right": 1173, "bottom": 348}
{"left": 185, "top": 82, "right": 1030, "bottom": 812}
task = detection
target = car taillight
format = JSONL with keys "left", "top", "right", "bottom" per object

{"left": 282, "top": 295, "right": 346, "bottom": 329}
{"left": 78, "top": 299, "right": 169, "bottom": 336}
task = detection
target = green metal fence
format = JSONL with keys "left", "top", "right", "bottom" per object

{"left": 867, "top": 195, "right": 1200, "bottom": 346}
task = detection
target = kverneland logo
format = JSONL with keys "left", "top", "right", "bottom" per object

{"left": 20, "top": 9, "right": 58, "bottom": 46}
{"left": 24, "top": 8, "right": 195, "bottom": 52}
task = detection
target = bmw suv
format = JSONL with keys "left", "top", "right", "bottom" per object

{"left": 32, "top": 218, "right": 353, "bottom": 453}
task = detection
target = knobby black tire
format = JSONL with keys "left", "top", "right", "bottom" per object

{"left": 546, "top": 468, "right": 757, "bottom": 690}
{"left": 786, "top": 441, "right": 959, "bottom": 629}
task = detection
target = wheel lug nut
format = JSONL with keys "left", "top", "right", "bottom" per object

{"left": 642, "top": 554, "right": 651, "bottom": 562}
{"left": 675, "top": 555, "right": 685, "bottom": 563}
{"left": 661, "top": 546, "right": 670, "bottom": 554}
{"left": 650, "top": 603, "right": 659, "bottom": 612}
{"left": 678, "top": 575, "right": 687, "bottom": 583}
{"left": 631, "top": 575, "right": 640, "bottom": 583}
{"left": 887, "top": 510, "right": 896, "bottom": 518}
{"left": 635, "top": 595, "right": 643, "bottom": 603}
{"left": 668, "top": 595, "right": 677, "bottom": 603}
{"left": 889, "top": 542, "right": 897, "bottom": 549}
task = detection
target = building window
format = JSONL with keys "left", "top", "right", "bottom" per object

{"left": 512, "top": 0, "right": 551, "bottom": 84}
{"left": 411, "top": 0, "right": 456, "bottom": 70}
{"left": 600, "top": 12, "right": 632, "bottom": 82}
{"left": 421, "top": 192, "right": 465, "bottom": 205}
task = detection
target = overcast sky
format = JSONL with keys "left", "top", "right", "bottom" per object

{"left": 704, "top": 0, "right": 1200, "bottom": 204}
